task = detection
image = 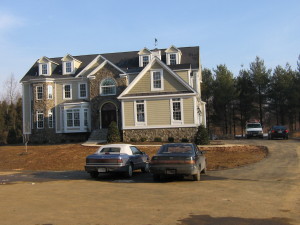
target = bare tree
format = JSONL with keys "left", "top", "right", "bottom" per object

{"left": 3, "top": 74, "right": 21, "bottom": 104}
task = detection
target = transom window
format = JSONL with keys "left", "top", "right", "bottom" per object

{"left": 136, "top": 100, "right": 145, "bottom": 123}
{"left": 63, "top": 84, "right": 72, "bottom": 99}
{"left": 66, "top": 109, "right": 80, "bottom": 127}
{"left": 41, "top": 64, "right": 48, "bottom": 74}
{"left": 151, "top": 70, "right": 164, "bottom": 91}
{"left": 79, "top": 83, "right": 87, "bottom": 98}
{"left": 66, "top": 62, "right": 72, "bottom": 73}
{"left": 36, "top": 86, "right": 43, "bottom": 100}
{"left": 170, "top": 54, "right": 177, "bottom": 65}
{"left": 172, "top": 98, "right": 182, "bottom": 122}
{"left": 37, "top": 110, "right": 44, "bottom": 129}
{"left": 142, "top": 56, "right": 149, "bottom": 67}
{"left": 100, "top": 78, "right": 116, "bottom": 96}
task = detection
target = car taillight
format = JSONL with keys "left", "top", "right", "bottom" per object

{"left": 117, "top": 159, "right": 123, "bottom": 163}
{"left": 285, "top": 130, "right": 289, "bottom": 133}
{"left": 272, "top": 130, "right": 275, "bottom": 133}
{"left": 184, "top": 157, "right": 195, "bottom": 164}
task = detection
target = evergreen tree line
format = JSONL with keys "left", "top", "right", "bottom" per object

{"left": 0, "top": 98, "right": 23, "bottom": 144}
{"left": 202, "top": 56, "right": 300, "bottom": 137}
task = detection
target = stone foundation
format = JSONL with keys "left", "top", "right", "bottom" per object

{"left": 28, "top": 131, "right": 90, "bottom": 144}
{"left": 122, "top": 127, "right": 198, "bottom": 143}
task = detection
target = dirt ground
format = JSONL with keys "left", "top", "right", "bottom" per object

{"left": 0, "top": 142, "right": 267, "bottom": 171}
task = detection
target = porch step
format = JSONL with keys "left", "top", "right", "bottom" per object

{"left": 88, "top": 129, "right": 108, "bottom": 142}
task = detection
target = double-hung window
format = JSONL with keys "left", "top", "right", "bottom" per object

{"left": 171, "top": 98, "right": 183, "bottom": 124}
{"left": 151, "top": 70, "right": 163, "bottom": 91}
{"left": 37, "top": 110, "right": 44, "bottom": 129}
{"left": 48, "top": 109, "right": 54, "bottom": 128}
{"left": 66, "top": 109, "right": 80, "bottom": 127}
{"left": 170, "top": 54, "right": 177, "bottom": 65}
{"left": 63, "top": 84, "right": 72, "bottom": 99}
{"left": 48, "top": 85, "right": 53, "bottom": 99}
{"left": 142, "top": 56, "right": 149, "bottom": 67}
{"left": 66, "top": 62, "right": 72, "bottom": 73}
{"left": 79, "top": 83, "right": 87, "bottom": 98}
{"left": 36, "top": 86, "right": 43, "bottom": 100}
{"left": 135, "top": 100, "right": 146, "bottom": 125}
{"left": 41, "top": 64, "right": 48, "bottom": 75}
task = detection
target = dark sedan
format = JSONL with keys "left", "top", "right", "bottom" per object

{"left": 150, "top": 143, "right": 206, "bottom": 181}
{"left": 268, "top": 126, "right": 289, "bottom": 140}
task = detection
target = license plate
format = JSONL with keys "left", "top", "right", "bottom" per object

{"left": 166, "top": 169, "right": 176, "bottom": 175}
{"left": 278, "top": 131, "right": 282, "bottom": 133}
{"left": 98, "top": 168, "right": 106, "bottom": 172}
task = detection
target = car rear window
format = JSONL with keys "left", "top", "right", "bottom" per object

{"left": 273, "top": 126, "right": 286, "bottom": 130}
{"left": 158, "top": 144, "right": 193, "bottom": 154}
{"left": 100, "top": 147, "right": 120, "bottom": 153}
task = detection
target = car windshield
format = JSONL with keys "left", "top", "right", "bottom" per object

{"left": 158, "top": 144, "right": 194, "bottom": 154}
{"left": 99, "top": 147, "right": 120, "bottom": 153}
{"left": 247, "top": 124, "right": 261, "bottom": 128}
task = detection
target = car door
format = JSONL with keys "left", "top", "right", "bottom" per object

{"left": 130, "top": 146, "right": 144, "bottom": 169}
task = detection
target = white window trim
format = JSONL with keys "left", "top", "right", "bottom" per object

{"left": 134, "top": 100, "right": 147, "bottom": 126}
{"left": 36, "top": 111, "right": 44, "bottom": 129}
{"left": 63, "top": 84, "right": 72, "bottom": 99}
{"left": 139, "top": 54, "right": 151, "bottom": 67}
{"left": 63, "top": 61, "right": 74, "bottom": 75}
{"left": 150, "top": 69, "right": 164, "bottom": 91}
{"left": 170, "top": 98, "right": 184, "bottom": 125}
{"left": 166, "top": 53, "right": 180, "bottom": 65}
{"left": 48, "top": 109, "right": 53, "bottom": 128}
{"left": 78, "top": 83, "right": 87, "bottom": 99}
{"left": 100, "top": 78, "right": 116, "bottom": 96}
{"left": 63, "top": 107, "right": 90, "bottom": 132}
{"left": 36, "top": 86, "right": 43, "bottom": 100}
{"left": 39, "top": 63, "right": 49, "bottom": 75}
{"left": 47, "top": 85, "right": 53, "bottom": 99}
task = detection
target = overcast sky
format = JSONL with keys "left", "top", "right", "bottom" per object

{"left": 0, "top": 0, "right": 299, "bottom": 97}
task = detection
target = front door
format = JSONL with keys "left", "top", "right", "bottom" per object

{"left": 101, "top": 103, "right": 117, "bottom": 129}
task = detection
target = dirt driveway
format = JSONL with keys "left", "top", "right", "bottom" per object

{"left": 0, "top": 139, "right": 299, "bottom": 225}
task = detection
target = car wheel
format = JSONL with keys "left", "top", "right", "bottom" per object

{"left": 153, "top": 174, "right": 161, "bottom": 182}
{"left": 125, "top": 164, "right": 133, "bottom": 178}
{"left": 193, "top": 168, "right": 201, "bottom": 181}
{"left": 286, "top": 136, "right": 289, "bottom": 140}
{"left": 90, "top": 171, "right": 99, "bottom": 179}
{"left": 141, "top": 162, "right": 150, "bottom": 173}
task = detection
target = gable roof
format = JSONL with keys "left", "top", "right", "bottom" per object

{"left": 118, "top": 57, "right": 197, "bottom": 99}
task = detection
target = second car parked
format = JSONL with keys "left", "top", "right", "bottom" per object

{"left": 150, "top": 143, "right": 206, "bottom": 181}
{"left": 268, "top": 126, "right": 289, "bottom": 140}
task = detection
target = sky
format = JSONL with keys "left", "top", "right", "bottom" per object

{"left": 0, "top": 0, "right": 299, "bottom": 98}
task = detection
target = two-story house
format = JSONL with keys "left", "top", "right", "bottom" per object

{"left": 20, "top": 45, "right": 206, "bottom": 143}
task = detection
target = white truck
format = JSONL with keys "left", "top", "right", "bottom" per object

{"left": 245, "top": 121, "right": 263, "bottom": 139}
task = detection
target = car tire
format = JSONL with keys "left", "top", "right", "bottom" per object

{"left": 141, "top": 163, "right": 150, "bottom": 173}
{"left": 153, "top": 174, "right": 161, "bottom": 182}
{"left": 125, "top": 164, "right": 133, "bottom": 178}
{"left": 193, "top": 168, "right": 201, "bottom": 181}
{"left": 90, "top": 171, "right": 99, "bottom": 179}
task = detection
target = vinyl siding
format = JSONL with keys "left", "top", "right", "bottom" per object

{"left": 128, "top": 62, "right": 188, "bottom": 94}
{"left": 183, "top": 97, "right": 194, "bottom": 124}
{"left": 22, "top": 83, "right": 31, "bottom": 133}
{"left": 123, "top": 101, "right": 134, "bottom": 127}
{"left": 176, "top": 71, "right": 189, "bottom": 83}
{"left": 147, "top": 99, "right": 170, "bottom": 125}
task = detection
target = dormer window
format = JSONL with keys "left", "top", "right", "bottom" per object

{"left": 61, "top": 54, "right": 81, "bottom": 75}
{"left": 165, "top": 45, "right": 182, "bottom": 65}
{"left": 169, "top": 54, "right": 177, "bottom": 65}
{"left": 41, "top": 64, "right": 48, "bottom": 75}
{"left": 142, "top": 56, "right": 149, "bottom": 67}
{"left": 66, "top": 62, "right": 72, "bottom": 73}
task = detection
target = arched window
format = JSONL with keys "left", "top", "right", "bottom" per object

{"left": 100, "top": 78, "right": 116, "bottom": 96}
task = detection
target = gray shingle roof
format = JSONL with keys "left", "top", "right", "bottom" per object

{"left": 20, "top": 46, "right": 199, "bottom": 82}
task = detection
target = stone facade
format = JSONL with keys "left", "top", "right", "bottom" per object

{"left": 90, "top": 63, "right": 127, "bottom": 130}
{"left": 122, "top": 127, "right": 198, "bottom": 142}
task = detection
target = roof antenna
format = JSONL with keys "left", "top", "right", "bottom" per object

{"left": 154, "top": 38, "right": 158, "bottom": 47}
